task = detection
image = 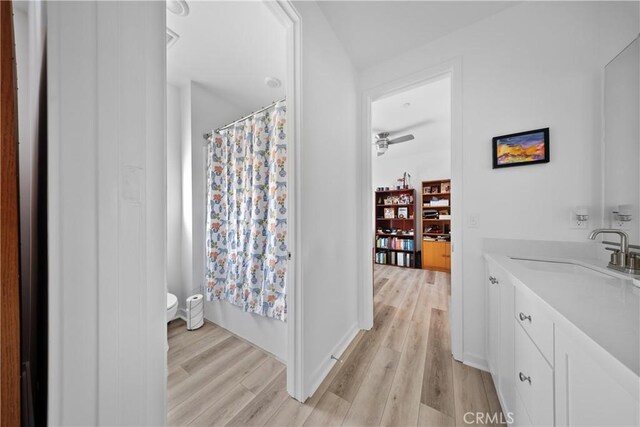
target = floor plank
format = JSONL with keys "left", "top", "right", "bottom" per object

{"left": 168, "top": 339, "right": 252, "bottom": 410}
{"left": 226, "top": 371, "right": 290, "bottom": 427}
{"left": 167, "top": 365, "right": 189, "bottom": 385}
{"left": 373, "top": 276, "right": 389, "bottom": 295}
{"left": 481, "top": 370, "right": 505, "bottom": 427}
{"left": 327, "top": 304, "right": 396, "bottom": 402}
{"left": 421, "top": 308, "right": 455, "bottom": 417}
{"left": 180, "top": 335, "right": 244, "bottom": 375}
{"left": 411, "top": 282, "right": 434, "bottom": 326}
{"left": 418, "top": 403, "right": 455, "bottom": 427}
{"left": 169, "top": 325, "right": 231, "bottom": 367}
{"left": 241, "top": 357, "right": 286, "bottom": 394}
{"left": 169, "top": 348, "right": 267, "bottom": 424}
{"left": 188, "top": 383, "right": 255, "bottom": 426}
{"left": 341, "top": 346, "right": 400, "bottom": 426}
{"left": 396, "top": 276, "right": 421, "bottom": 321}
{"left": 379, "top": 320, "right": 430, "bottom": 427}
{"left": 265, "top": 398, "right": 314, "bottom": 427}
{"left": 385, "top": 271, "right": 411, "bottom": 308}
{"left": 303, "top": 392, "right": 350, "bottom": 427}
{"left": 452, "top": 360, "right": 492, "bottom": 426}
{"left": 380, "top": 316, "right": 411, "bottom": 353}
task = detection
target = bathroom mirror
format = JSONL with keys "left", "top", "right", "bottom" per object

{"left": 602, "top": 35, "right": 640, "bottom": 244}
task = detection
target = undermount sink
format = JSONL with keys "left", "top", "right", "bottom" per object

{"left": 510, "top": 257, "right": 615, "bottom": 279}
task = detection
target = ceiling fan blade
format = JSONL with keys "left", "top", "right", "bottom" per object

{"left": 388, "top": 134, "right": 414, "bottom": 145}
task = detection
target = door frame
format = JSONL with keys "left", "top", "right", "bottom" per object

{"left": 358, "top": 58, "right": 464, "bottom": 360}
{"left": 263, "top": 0, "right": 304, "bottom": 401}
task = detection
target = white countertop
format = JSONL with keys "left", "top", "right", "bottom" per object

{"left": 484, "top": 252, "right": 640, "bottom": 378}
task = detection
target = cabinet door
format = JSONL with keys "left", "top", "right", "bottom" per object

{"left": 443, "top": 242, "right": 451, "bottom": 270}
{"left": 555, "top": 326, "right": 639, "bottom": 426}
{"left": 423, "top": 241, "right": 444, "bottom": 269}
{"left": 498, "top": 276, "right": 515, "bottom": 417}
{"left": 422, "top": 241, "right": 436, "bottom": 268}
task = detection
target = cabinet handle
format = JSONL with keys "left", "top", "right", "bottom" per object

{"left": 489, "top": 276, "right": 499, "bottom": 285}
{"left": 519, "top": 372, "right": 532, "bottom": 385}
{"left": 519, "top": 312, "right": 532, "bottom": 322}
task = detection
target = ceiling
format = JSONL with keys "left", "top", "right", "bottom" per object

{"left": 167, "top": 1, "right": 286, "bottom": 112}
{"left": 317, "top": 1, "right": 517, "bottom": 70}
{"left": 372, "top": 75, "right": 451, "bottom": 158}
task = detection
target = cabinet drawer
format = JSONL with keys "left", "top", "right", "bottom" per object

{"left": 515, "top": 323, "right": 554, "bottom": 427}
{"left": 515, "top": 287, "right": 553, "bottom": 364}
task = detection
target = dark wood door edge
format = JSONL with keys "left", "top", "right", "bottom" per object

{"left": 1, "top": 0, "right": 23, "bottom": 425}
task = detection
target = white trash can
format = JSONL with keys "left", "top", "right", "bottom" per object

{"left": 186, "top": 294, "right": 204, "bottom": 330}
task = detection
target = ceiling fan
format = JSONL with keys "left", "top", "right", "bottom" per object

{"left": 373, "top": 132, "right": 415, "bottom": 156}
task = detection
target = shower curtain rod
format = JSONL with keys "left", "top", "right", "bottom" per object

{"left": 202, "top": 97, "right": 286, "bottom": 142}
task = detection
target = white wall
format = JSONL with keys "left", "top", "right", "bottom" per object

{"left": 292, "top": 1, "right": 360, "bottom": 398}
{"left": 359, "top": 1, "right": 640, "bottom": 368}
{"left": 167, "top": 84, "right": 183, "bottom": 304}
{"left": 47, "top": 2, "right": 166, "bottom": 424}
{"left": 373, "top": 133, "right": 451, "bottom": 190}
{"left": 372, "top": 78, "right": 451, "bottom": 190}
{"left": 179, "top": 82, "right": 193, "bottom": 318}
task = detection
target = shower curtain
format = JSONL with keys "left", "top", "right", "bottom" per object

{"left": 205, "top": 100, "right": 287, "bottom": 321}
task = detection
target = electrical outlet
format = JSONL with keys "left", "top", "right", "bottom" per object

{"left": 609, "top": 212, "right": 631, "bottom": 230}
{"left": 611, "top": 219, "right": 631, "bottom": 231}
{"left": 569, "top": 212, "right": 588, "bottom": 229}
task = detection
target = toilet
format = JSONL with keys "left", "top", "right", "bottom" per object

{"left": 167, "top": 292, "right": 178, "bottom": 323}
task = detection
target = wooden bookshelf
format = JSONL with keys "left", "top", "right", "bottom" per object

{"left": 374, "top": 188, "right": 417, "bottom": 268}
{"left": 421, "top": 179, "right": 451, "bottom": 272}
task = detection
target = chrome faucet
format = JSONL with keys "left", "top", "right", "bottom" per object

{"left": 588, "top": 228, "right": 640, "bottom": 273}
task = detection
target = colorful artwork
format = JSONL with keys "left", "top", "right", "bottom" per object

{"left": 492, "top": 128, "right": 549, "bottom": 168}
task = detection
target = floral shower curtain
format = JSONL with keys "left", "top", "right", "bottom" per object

{"left": 205, "top": 100, "right": 287, "bottom": 321}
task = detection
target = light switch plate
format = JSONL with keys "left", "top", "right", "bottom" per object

{"left": 468, "top": 214, "right": 479, "bottom": 228}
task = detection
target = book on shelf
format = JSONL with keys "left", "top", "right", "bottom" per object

{"left": 375, "top": 237, "right": 415, "bottom": 251}
{"left": 439, "top": 214, "right": 451, "bottom": 220}
{"left": 375, "top": 249, "right": 414, "bottom": 267}
{"left": 425, "top": 199, "right": 449, "bottom": 207}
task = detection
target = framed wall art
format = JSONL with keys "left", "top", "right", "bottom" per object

{"left": 492, "top": 127, "right": 549, "bottom": 169}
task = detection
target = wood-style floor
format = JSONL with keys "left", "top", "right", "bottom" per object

{"left": 168, "top": 265, "right": 503, "bottom": 426}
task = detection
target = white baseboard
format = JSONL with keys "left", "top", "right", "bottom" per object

{"left": 304, "top": 323, "right": 359, "bottom": 400}
{"left": 177, "top": 308, "right": 187, "bottom": 321}
{"left": 464, "top": 352, "right": 489, "bottom": 372}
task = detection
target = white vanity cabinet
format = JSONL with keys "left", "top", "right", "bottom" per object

{"left": 554, "top": 326, "right": 639, "bottom": 426}
{"left": 484, "top": 254, "right": 640, "bottom": 427}
{"left": 485, "top": 259, "right": 516, "bottom": 419}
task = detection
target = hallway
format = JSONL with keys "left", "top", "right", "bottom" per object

{"left": 168, "top": 265, "right": 502, "bottom": 426}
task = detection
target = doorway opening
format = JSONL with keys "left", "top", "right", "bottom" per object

{"left": 165, "top": 1, "right": 301, "bottom": 423}
{"left": 360, "top": 61, "right": 463, "bottom": 362}
{"left": 370, "top": 74, "right": 454, "bottom": 360}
